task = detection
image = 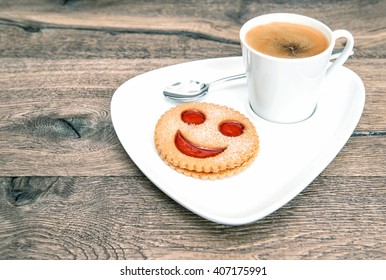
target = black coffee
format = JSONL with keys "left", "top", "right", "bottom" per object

{"left": 245, "top": 22, "right": 329, "bottom": 58}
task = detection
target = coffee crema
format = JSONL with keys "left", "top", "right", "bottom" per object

{"left": 245, "top": 22, "right": 329, "bottom": 58}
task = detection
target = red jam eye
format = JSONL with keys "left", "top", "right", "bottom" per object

{"left": 219, "top": 121, "right": 244, "bottom": 137}
{"left": 181, "top": 110, "right": 206, "bottom": 125}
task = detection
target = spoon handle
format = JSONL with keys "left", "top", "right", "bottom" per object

{"left": 210, "top": 73, "right": 246, "bottom": 87}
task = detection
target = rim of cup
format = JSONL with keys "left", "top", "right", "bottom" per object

{"left": 239, "top": 13, "right": 335, "bottom": 62}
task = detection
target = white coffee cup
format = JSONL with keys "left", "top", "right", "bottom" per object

{"left": 240, "top": 13, "right": 354, "bottom": 123}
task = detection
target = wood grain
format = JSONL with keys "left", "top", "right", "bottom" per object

{"left": 0, "top": 0, "right": 385, "bottom": 260}
{"left": 0, "top": 176, "right": 385, "bottom": 260}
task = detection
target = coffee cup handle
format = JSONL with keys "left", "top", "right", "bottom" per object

{"left": 326, "top": 30, "right": 354, "bottom": 76}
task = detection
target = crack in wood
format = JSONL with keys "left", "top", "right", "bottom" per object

{"left": 0, "top": 18, "right": 41, "bottom": 32}
{"left": 6, "top": 177, "right": 43, "bottom": 206}
{"left": 351, "top": 131, "right": 386, "bottom": 137}
{"left": 24, "top": 116, "right": 82, "bottom": 140}
{"left": 0, "top": 18, "right": 239, "bottom": 45}
{"left": 369, "top": 26, "right": 386, "bottom": 32}
{"left": 5, "top": 177, "right": 73, "bottom": 206}
{"left": 62, "top": 0, "right": 80, "bottom": 6}
{"left": 59, "top": 118, "right": 81, "bottom": 139}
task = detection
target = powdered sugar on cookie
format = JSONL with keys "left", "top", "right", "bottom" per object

{"left": 154, "top": 102, "right": 259, "bottom": 179}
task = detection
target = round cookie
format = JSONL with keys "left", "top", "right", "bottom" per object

{"left": 154, "top": 102, "right": 259, "bottom": 178}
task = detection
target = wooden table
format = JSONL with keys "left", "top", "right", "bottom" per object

{"left": 0, "top": 0, "right": 385, "bottom": 260}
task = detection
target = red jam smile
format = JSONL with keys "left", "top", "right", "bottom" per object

{"left": 181, "top": 110, "right": 206, "bottom": 125}
{"left": 219, "top": 121, "right": 244, "bottom": 137}
{"left": 175, "top": 130, "right": 226, "bottom": 158}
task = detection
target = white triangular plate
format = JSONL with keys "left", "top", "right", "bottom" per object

{"left": 111, "top": 57, "right": 365, "bottom": 225}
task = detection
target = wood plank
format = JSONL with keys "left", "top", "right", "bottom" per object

{"left": 0, "top": 24, "right": 241, "bottom": 60}
{"left": 0, "top": 0, "right": 385, "bottom": 58}
{"left": 0, "top": 176, "right": 384, "bottom": 259}
{"left": 1, "top": 0, "right": 385, "bottom": 35}
{"left": 1, "top": 58, "right": 385, "bottom": 176}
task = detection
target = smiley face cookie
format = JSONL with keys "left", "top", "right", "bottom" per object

{"left": 154, "top": 102, "right": 259, "bottom": 179}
